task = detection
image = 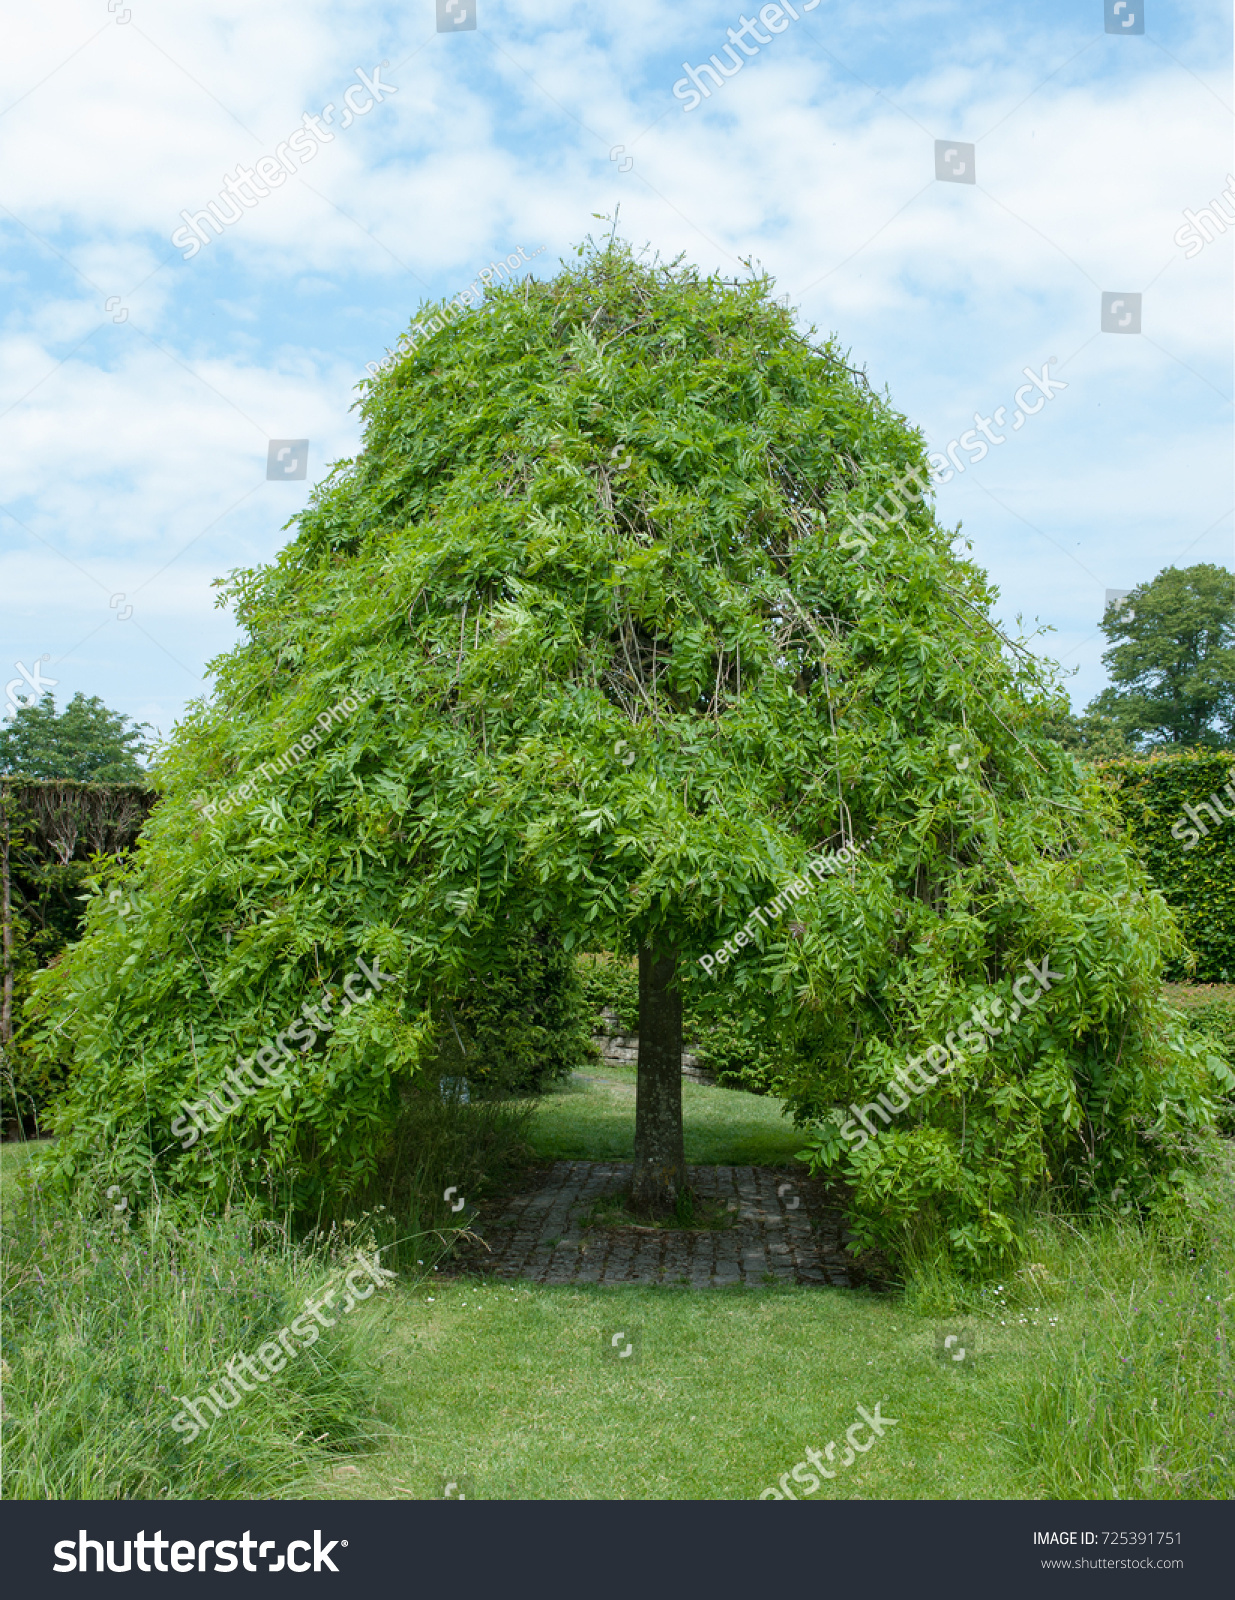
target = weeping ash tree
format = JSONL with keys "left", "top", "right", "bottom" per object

{"left": 31, "top": 242, "right": 1224, "bottom": 1265}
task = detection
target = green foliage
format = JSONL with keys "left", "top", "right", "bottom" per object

{"left": 29, "top": 240, "right": 1222, "bottom": 1270}
{"left": 1096, "top": 750, "right": 1235, "bottom": 982}
{"left": 0, "top": 692, "right": 151, "bottom": 780}
{"left": 1087, "top": 564, "right": 1235, "bottom": 748}
{"left": 578, "top": 952, "right": 639, "bottom": 1033}
{"left": 438, "top": 921, "right": 591, "bottom": 1094}
{"left": 1166, "top": 987, "right": 1235, "bottom": 1134}
{"left": 687, "top": 999, "right": 786, "bottom": 1094}
{"left": 1042, "top": 707, "right": 1131, "bottom": 759}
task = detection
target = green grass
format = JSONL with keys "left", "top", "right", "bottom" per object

{"left": 0, "top": 1138, "right": 34, "bottom": 1208}
{"left": 298, "top": 1073, "right": 1234, "bottom": 1501}
{"left": 307, "top": 1212, "right": 1234, "bottom": 1500}
{"left": 311, "top": 1277, "right": 1022, "bottom": 1500}
{"left": 0, "top": 1171, "right": 397, "bottom": 1499}
{"left": 5, "top": 1058, "right": 1232, "bottom": 1501}
{"left": 526, "top": 1065, "right": 805, "bottom": 1166}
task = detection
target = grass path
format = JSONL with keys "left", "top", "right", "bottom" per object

{"left": 310, "top": 1070, "right": 1036, "bottom": 1500}
{"left": 314, "top": 1274, "right": 1030, "bottom": 1500}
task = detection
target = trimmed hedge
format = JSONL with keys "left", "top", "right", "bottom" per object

{"left": 436, "top": 921, "right": 591, "bottom": 1095}
{"left": 1, "top": 780, "right": 154, "bottom": 1133}
{"left": 1096, "top": 751, "right": 1235, "bottom": 983}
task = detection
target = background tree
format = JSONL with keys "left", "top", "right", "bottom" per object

{"left": 1042, "top": 706, "right": 1131, "bottom": 759}
{"left": 30, "top": 242, "right": 1223, "bottom": 1264}
{"left": 0, "top": 692, "right": 151, "bottom": 780}
{"left": 1086, "top": 565, "right": 1235, "bottom": 748}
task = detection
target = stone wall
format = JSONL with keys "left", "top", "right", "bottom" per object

{"left": 590, "top": 1008, "right": 715, "bottom": 1084}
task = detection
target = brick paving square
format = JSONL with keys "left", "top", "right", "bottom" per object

{"left": 455, "top": 1161, "right": 862, "bottom": 1288}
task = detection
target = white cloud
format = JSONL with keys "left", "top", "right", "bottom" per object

{"left": 0, "top": 0, "right": 1228, "bottom": 732}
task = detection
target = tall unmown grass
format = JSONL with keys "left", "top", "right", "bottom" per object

{"left": 903, "top": 1140, "right": 1235, "bottom": 1499}
{"left": 2, "top": 1193, "right": 385, "bottom": 1499}
{"left": 0, "top": 1084, "right": 535, "bottom": 1500}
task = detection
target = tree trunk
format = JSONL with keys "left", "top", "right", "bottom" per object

{"left": 630, "top": 942, "right": 685, "bottom": 1213}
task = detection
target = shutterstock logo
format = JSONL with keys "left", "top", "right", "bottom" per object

{"left": 54, "top": 1529, "right": 344, "bottom": 1574}
{"left": 1101, "top": 292, "right": 1141, "bottom": 334}
{"left": 935, "top": 140, "right": 974, "bottom": 184}
{"left": 1105, "top": 1, "right": 1144, "bottom": 34}
{"left": 437, "top": 0, "right": 476, "bottom": 29}
{"left": 267, "top": 439, "right": 309, "bottom": 480}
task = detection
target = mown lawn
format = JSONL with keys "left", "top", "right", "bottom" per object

{"left": 523, "top": 1063, "right": 804, "bottom": 1166}
{"left": 312, "top": 1067, "right": 1026, "bottom": 1499}
{"left": 308, "top": 1068, "right": 1234, "bottom": 1502}
{"left": 312, "top": 1274, "right": 1027, "bottom": 1500}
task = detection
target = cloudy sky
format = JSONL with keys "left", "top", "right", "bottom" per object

{"left": 2, "top": 0, "right": 1230, "bottom": 746}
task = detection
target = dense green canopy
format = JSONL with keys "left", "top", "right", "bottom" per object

{"left": 1089, "top": 563, "right": 1235, "bottom": 748}
{"left": 0, "top": 691, "right": 150, "bottom": 780}
{"left": 32, "top": 243, "right": 1223, "bottom": 1266}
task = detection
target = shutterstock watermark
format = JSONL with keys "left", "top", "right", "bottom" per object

{"left": 172, "top": 955, "right": 398, "bottom": 1148}
{"left": 674, "top": 3, "right": 824, "bottom": 112}
{"left": 199, "top": 689, "right": 361, "bottom": 823}
{"left": 835, "top": 464, "right": 932, "bottom": 559}
{"left": 935, "top": 1326, "right": 975, "bottom": 1366}
{"left": 935, "top": 140, "right": 975, "bottom": 184}
{"left": 831, "top": 956, "right": 1067, "bottom": 1153}
{"left": 171, "top": 64, "right": 397, "bottom": 259}
{"left": 601, "top": 1326, "right": 641, "bottom": 1363}
{"left": 758, "top": 1400, "right": 897, "bottom": 1497}
{"left": 267, "top": 440, "right": 309, "bottom": 481}
{"left": 54, "top": 1529, "right": 345, "bottom": 1574}
{"left": 699, "top": 841, "right": 865, "bottom": 977}
{"left": 928, "top": 363, "right": 1067, "bottom": 484}
{"left": 3, "top": 655, "right": 56, "bottom": 720}
{"left": 1171, "top": 765, "right": 1235, "bottom": 850}
{"left": 1174, "top": 175, "right": 1235, "bottom": 259}
{"left": 167, "top": 1249, "right": 397, "bottom": 1444}
{"left": 364, "top": 245, "right": 546, "bottom": 381}
{"left": 437, "top": 0, "right": 476, "bottom": 28}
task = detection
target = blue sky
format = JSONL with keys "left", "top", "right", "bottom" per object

{"left": 1, "top": 0, "right": 1231, "bottom": 746}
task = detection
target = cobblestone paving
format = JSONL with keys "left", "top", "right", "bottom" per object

{"left": 458, "top": 1160, "right": 859, "bottom": 1287}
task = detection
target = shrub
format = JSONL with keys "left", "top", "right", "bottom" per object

{"left": 1166, "top": 984, "right": 1235, "bottom": 1135}
{"left": 433, "top": 922, "right": 591, "bottom": 1095}
{"left": 684, "top": 999, "right": 786, "bottom": 1094}
{"left": 0, "top": 781, "right": 153, "bottom": 1134}
{"left": 578, "top": 951, "right": 639, "bottom": 1034}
